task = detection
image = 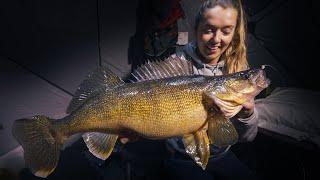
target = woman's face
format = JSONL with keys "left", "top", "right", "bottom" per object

{"left": 196, "top": 6, "right": 238, "bottom": 64}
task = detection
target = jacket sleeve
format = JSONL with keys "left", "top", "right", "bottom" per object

{"left": 231, "top": 107, "right": 259, "bottom": 142}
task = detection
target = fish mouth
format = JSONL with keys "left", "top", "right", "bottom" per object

{"left": 250, "top": 69, "right": 270, "bottom": 89}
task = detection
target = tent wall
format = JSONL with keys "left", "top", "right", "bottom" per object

{"left": 0, "top": 0, "right": 138, "bottom": 156}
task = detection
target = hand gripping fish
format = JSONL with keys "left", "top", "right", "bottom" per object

{"left": 12, "top": 57, "right": 270, "bottom": 178}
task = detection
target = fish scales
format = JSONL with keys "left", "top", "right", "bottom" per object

{"left": 116, "top": 77, "right": 209, "bottom": 138}
{"left": 58, "top": 76, "right": 210, "bottom": 138}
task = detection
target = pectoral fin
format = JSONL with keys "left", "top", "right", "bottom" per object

{"left": 182, "top": 129, "right": 210, "bottom": 170}
{"left": 207, "top": 110, "right": 239, "bottom": 147}
{"left": 82, "top": 132, "right": 118, "bottom": 160}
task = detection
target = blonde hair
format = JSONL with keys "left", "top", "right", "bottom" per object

{"left": 195, "top": 0, "right": 248, "bottom": 74}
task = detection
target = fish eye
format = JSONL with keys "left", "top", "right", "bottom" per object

{"left": 239, "top": 72, "right": 249, "bottom": 79}
{"left": 244, "top": 73, "right": 250, "bottom": 79}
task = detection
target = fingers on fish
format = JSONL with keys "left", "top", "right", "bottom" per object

{"left": 211, "top": 96, "right": 243, "bottom": 118}
{"left": 204, "top": 92, "right": 244, "bottom": 118}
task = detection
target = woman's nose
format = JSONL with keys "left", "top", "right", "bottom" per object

{"left": 211, "top": 30, "right": 222, "bottom": 43}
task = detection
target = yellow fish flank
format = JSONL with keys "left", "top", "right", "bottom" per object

{"left": 12, "top": 58, "right": 270, "bottom": 178}
{"left": 64, "top": 79, "right": 208, "bottom": 138}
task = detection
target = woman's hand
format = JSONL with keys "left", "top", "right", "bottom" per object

{"left": 119, "top": 133, "right": 139, "bottom": 144}
{"left": 236, "top": 98, "right": 255, "bottom": 119}
{"left": 212, "top": 96, "right": 255, "bottom": 119}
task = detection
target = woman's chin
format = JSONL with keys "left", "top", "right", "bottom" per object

{"left": 203, "top": 54, "right": 220, "bottom": 63}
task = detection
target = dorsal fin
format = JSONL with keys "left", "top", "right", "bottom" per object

{"left": 131, "top": 57, "right": 194, "bottom": 82}
{"left": 67, "top": 65, "right": 124, "bottom": 114}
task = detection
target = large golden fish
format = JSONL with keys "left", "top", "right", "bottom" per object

{"left": 12, "top": 57, "right": 269, "bottom": 178}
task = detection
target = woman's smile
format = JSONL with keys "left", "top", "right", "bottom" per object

{"left": 206, "top": 44, "right": 220, "bottom": 54}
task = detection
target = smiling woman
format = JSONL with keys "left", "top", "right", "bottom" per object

{"left": 164, "top": 0, "right": 260, "bottom": 179}
{"left": 196, "top": 5, "right": 238, "bottom": 65}
{"left": 193, "top": 0, "right": 247, "bottom": 74}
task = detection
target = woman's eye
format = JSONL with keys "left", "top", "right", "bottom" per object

{"left": 203, "top": 29, "right": 212, "bottom": 34}
{"left": 222, "top": 28, "right": 233, "bottom": 35}
{"left": 222, "top": 30, "right": 231, "bottom": 35}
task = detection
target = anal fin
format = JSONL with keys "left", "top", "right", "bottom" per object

{"left": 182, "top": 129, "right": 210, "bottom": 170}
{"left": 82, "top": 132, "right": 118, "bottom": 160}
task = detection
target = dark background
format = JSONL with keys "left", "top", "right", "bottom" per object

{"left": 1, "top": 0, "right": 320, "bottom": 179}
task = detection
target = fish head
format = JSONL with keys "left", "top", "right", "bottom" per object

{"left": 226, "top": 68, "right": 270, "bottom": 94}
{"left": 212, "top": 67, "right": 270, "bottom": 104}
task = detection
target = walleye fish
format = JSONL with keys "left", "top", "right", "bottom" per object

{"left": 12, "top": 57, "right": 270, "bottom": 178}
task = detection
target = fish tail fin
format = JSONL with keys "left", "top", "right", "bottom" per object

{"left": 12, "top": 115, "right": 63, "bottom": 178}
